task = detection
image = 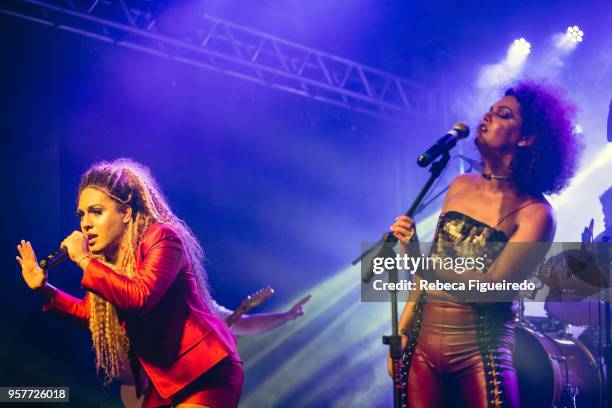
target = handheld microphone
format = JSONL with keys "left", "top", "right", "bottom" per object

{"left": 39, "top": 247, "right": 69, "bottom": 270}
{"left": 417, "top": 122, "right": 470, "bottom": 167}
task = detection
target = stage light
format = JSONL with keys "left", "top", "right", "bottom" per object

{"left": 574, "top": 124, "right": 583, "bottom": 134}
{"left": 505, "top": 37, "right": 531, "bottom": 69}
{"left": 554, "top": 26, "right": 584, "bottom": 51}
{"left": 477, "top": 38, "right": 531, "bottom": 89}
{"left": 566, "top": 26, "right": 584, "bottom": 43}
{"left": 512, "top": 38, "right": 531, "bottom": 56}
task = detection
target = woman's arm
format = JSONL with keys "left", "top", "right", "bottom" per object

{"left": 210, "top": 295, "right": 311, "bottom": 336}
{"left": 79, "top": 226, "right": 185, "bottom": 315}
{"left": 231, "top": 312, "right": 298, "bottom": 335}
{"left": 40, "top": 284, "right": 91, "bottom": 327}
{"left": 230, "top": 294, "right": 311, "bottom": 335}
{"left": 40, "top": 283, "right": 90, "bottom": 318}
{"left": 17, "top": 240, "right": 90, "bottom": 324}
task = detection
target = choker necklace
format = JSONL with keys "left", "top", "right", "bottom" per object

{"left": 481, "top": 172, "right": 512, "bottom": 181}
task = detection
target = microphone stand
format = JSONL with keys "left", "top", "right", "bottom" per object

{"left": 354, "top": 152, "right": 451, "bottom": 408}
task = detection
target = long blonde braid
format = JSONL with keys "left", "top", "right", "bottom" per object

{"left": 79, "top": 158, "right": 213, "bottom": 384}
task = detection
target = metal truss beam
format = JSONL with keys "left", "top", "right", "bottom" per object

{"left": 1, "top": 0, "right": 443, "bottom": 123}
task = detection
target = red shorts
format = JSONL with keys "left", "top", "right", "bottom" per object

{"left": 142, "top": 357, "right": 244, "bottom": 408}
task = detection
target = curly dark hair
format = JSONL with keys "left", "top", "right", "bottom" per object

{"left": 504, "top": 81, "right": 582, "bottom": 196}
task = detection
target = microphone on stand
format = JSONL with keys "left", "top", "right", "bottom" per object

{"left": 417, "top": 122, "right": 470, "bottom": 167}
{"left": 39, "top": 247, "right": 69, "bottom": 270}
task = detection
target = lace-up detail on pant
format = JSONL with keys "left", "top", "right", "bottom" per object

{"left": 400, "top": 293, "right": 428, "bottom": 407}
{"left": 475, "top": 304, "right": 517, "bottom": 408}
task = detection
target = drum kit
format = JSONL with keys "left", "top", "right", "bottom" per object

{"left": 516, "top": 248, "right": 611, "bottom": 408}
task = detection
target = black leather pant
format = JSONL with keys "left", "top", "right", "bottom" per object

{"left": 404, "top": 296, "right": 519, "bottom": 408}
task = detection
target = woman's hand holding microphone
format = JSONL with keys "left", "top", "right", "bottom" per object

{"left": 390, "top": 215, "right": 417, "bottom": 250}
{"left": 60, "top": 231, "right": 91, "bottom": 269}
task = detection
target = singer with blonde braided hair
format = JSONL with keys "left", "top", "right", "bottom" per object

{"left": 16, "top": 158, "right": 242, "bottom": 408}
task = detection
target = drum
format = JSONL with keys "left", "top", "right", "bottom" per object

{"left": 515, "top": 324, "right": 603, "bottom": 408}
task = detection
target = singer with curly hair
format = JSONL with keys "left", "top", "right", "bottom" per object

{"left": 387, "top": 80, "right": 582, "bottom": 408}
{"left": 16, "top": 158, "right": 242, "bottom": 408}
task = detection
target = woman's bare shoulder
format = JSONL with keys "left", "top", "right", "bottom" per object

{"left": 519, "top": 198, "right": 555, "bottom": 222}
{"left": 449, "top": 173, "right": 479, "bottom": 191}
{"left": 513, "top": 199, "right": 556, "bottom": 241}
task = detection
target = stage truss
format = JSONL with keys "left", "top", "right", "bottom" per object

{"left": 1, "top": 0, "right": 448, "bottom": 123}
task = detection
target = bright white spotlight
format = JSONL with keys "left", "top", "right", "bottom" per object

{"left": 566, "top": 26, "right": 584, "bottom": 43}
{"left": 512, "top": 38, "right": 532, "bottom": 55}
{"left": 553, "top": 25, "right": 583, "bottom": 51}
{"left": 505, "top": 37, "right": 531, "bottom": 68}
{"left": 574, "top": 124, "right": 583, "bottom": 134}
{"left": 477, "top": 38, "right": 531, "bottom": 89}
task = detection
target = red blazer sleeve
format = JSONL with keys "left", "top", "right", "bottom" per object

{"left": 41, "top": 285, "right": 91, "bottom": 328}
{"left": 80, "top": 226, "right": 184, "bottom": 315}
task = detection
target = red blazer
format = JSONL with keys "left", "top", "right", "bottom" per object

{"left": 42, "top": 223, "right": 239, "bottom": 399}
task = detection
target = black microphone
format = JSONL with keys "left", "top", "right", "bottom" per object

{"left": 39, "top": 247, "right": 69, "bottom": 270}
{"left": 417, "top": 122, "right": 470, "bottom": 167}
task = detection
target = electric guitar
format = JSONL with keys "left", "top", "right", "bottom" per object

{"left": 225, "top": 286, "right": 274, "bottom": 327}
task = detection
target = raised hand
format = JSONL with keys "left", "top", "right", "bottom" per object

{"left": 286, "top": 294, "right": 312, "bottom": 320}
{"left": 16, "top": 240, "right": 47, "bottom": 290}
